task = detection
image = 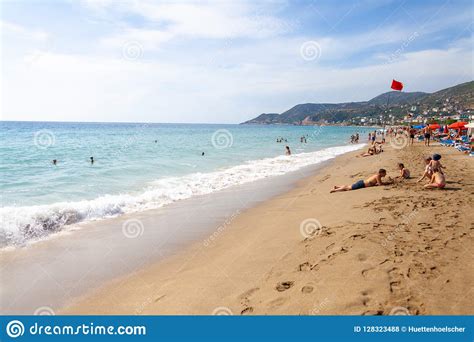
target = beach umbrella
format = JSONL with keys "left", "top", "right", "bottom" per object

{"left": 466, "top": 122, "right": 474, "bottom": 136}
{"left": 448, "top": 121, "right": 467, "bottom": 129}
{"left": 429, "top": 123, "right": 440, "bottom": 130}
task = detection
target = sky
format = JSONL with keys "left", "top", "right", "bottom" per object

{"left": 1, "top": 0, "right": 473, "bottom": 124}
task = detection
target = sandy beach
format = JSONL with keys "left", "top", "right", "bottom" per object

{"left": 62, "top": 141, "right": 473, "bottom": 315}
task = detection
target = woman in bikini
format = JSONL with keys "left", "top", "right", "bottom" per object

{"left": 424, "top": 170, "right": 446, "bottom": 189}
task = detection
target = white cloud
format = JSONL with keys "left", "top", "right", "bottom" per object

{"left": 93, "top": 1, "right": 293, "bottom": 50}
{"left": 1, "top": 1, "right": 472, "bottom": 123}
{"left": 2, "top": 41, "right": 471, "bottom": 124}
{"left": 0, "top": 20, "right": 49, "bottom": 41}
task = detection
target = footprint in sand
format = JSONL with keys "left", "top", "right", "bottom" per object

{"left": 298, "top": 262, "right": 312, "bottom": 272}
{"left": 318, "top": 174, "right": 331, "bottom": 182}
{"left": 241, "top": 307, "right": 254, "bottom": 315}
{"left": 276, "top": 281, "right": 294, "bottom": 292}
{"left": 362, "top": 309, "right": 384, "bottom": 315}
{"left": 238, "top": 287, "right": 259, "bottom": 304}
{"left": 349, "top": 234, "right": 366, "bottom": 241}
{"left": 301, "top": 285, "right": 314, "bottom": 294}
{"left": 267, "top": 297, "right": 288, "bottom": 309}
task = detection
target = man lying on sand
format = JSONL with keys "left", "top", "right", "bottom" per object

{"left": 424, "top": 170, "right": 446, "bottom": 189}
{"left": 330, "top": 169, "right": 390, "bottom": 193}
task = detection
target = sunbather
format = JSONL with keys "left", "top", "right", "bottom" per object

{"left": 424, "top": 170, "right": 446, "bottom": 189}
{"left": 330, "top": 169, "right": 390, "bottom": 193}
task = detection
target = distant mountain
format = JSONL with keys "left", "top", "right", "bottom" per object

{"left": 420, "top": 81, "right": 474, "bottom": 107}
{"left": 246, "top": 113, "right": 280, "bottom": 124}
{"left": 241, "top": 81, "right": 473, "bottom": 125}
{"left": 368, "top": 91, "right": 427, "bottom": 106}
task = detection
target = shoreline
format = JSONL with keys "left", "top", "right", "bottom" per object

{"left": 62, "top": 141, "right": 474, "bottom": 315}
{"left": 0, "top": 144, "right": 362, "bottom": 315}
{"left": 1, "top": 142, "right": 366, "bottom": 249}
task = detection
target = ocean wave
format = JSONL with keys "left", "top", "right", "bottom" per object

{"left": 0, "top": 144, "right": 364, "bottom": 247}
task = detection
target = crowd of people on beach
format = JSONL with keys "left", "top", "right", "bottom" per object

{"left": 330, "top": 151, "right": 446, "bottom": 193}
{"left": 330, "top": 128, "right": 452, "bottom": 193}
{"left": 387, "top": 123, "right": 472, "bottom": 152}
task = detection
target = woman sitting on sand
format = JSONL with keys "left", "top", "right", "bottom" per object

{"left": 330, "top": 169, "right": 390, "bottom": 193}
{"left": 424, "top": 169, "right": 446, "bottom": 189}
{"left": 397, "top": 163, "right": 410, "bottom": 179}
{"left": 417, "top": 157, "right": 433, "bottom": 183}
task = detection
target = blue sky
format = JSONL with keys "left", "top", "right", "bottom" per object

{"left": 1, "top": 0, "right": 472, "bottom": 123}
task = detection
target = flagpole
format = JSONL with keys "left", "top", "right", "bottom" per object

{"left": 383, "top": 91, "right": 391, "bottom": 136}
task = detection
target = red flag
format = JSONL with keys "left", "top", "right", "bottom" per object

{"left": 391, "top": 79, "right": 403, "bottom": 91}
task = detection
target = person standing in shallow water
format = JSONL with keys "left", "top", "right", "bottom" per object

{"left": 285, "top": 146, "right": 291, "bottom": 155}
{"left": 90, "top": 157, "right": 94, "bottom": 164}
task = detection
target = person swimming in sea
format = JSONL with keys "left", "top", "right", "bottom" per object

{"left": 90, "top": 157, "right": 94, "bottom": 164}
{"left": 52, "top": 159, "right": 57, "bottom": 165}
{"left": 202, "top": 152, "right": 205, "bottom": 156}
{"left": 330, "top": 169, "right": 390, "bottom": 193}
{"left": 285, "top": 146, "right": 291, "bottom": 155}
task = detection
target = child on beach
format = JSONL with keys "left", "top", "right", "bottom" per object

{"left": 397, "top": 163, "right": 410, "bottom": 179}
{"left": 429, "top": 154, "right": 445, "bottom": 174}
{"left": 424, "top": 170, "right": 446, "bottom": 189}
{"left": 417, "top": 157, "right": 433, "bottom": 183}
{"left": 330, "top": 169, "right": 390, "bottom": 193}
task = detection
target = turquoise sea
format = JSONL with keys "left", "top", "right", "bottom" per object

{"left": 0, "top": 121, "right": 372, "bottom": 247}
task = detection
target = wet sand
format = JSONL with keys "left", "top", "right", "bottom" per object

{"left": 62, "top": 141, "right": 474, "bottom": 315}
